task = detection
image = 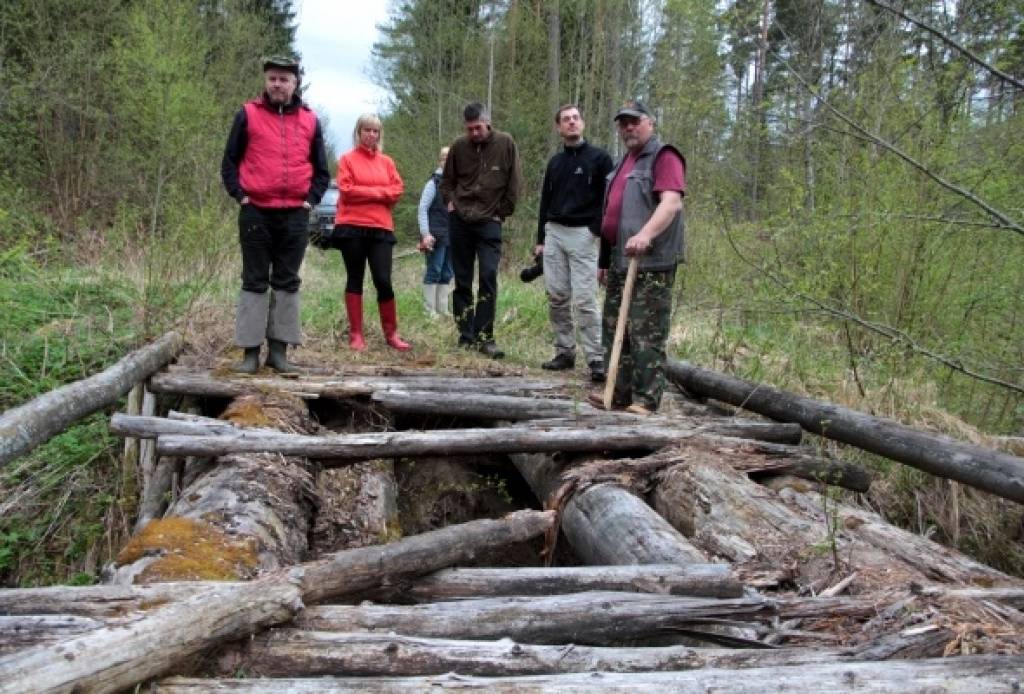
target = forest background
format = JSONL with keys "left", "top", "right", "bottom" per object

{"left": 0, "top": 0, "right": 1022, "bottom": 585}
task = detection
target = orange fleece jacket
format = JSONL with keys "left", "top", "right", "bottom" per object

{"left": 335, "top": 145, "right": 404, "bottom": 231}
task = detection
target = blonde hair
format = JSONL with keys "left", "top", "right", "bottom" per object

{"left": 352, "top": 113, "right": 383, "bottom": 150}
{"left": 437, "top": 146, "right": 450, "bottom": 167}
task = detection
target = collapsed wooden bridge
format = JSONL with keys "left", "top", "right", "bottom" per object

{"left": 1, "top": 332, "right": 1023, "bottom": 692}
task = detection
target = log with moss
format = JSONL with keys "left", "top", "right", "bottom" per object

{"left": 0, "top": 511, "right": 554, "bottom": 694}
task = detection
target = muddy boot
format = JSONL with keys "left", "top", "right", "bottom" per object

{"left": 232, "top": 346, "right": 261, "bottom": 374}
{"left": 265, "top": 339, "right": 300, "bottom": 373}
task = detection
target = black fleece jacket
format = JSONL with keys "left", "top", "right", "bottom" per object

{"left": 536, "top": 140, "right": 614, "bottom": 244}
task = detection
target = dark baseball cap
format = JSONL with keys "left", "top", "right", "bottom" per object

{"left": 614, "top": 100, "right": 652, "bottom": 120}
{"left": 262, "top": 54, "right": 301, "bottom": 77}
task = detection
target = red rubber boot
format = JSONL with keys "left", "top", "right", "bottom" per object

{"left": 345, "top": 292, "right": 366, "bottom": 351}
{"left": 379, "top": 298, "right": 411, "bottom": 351}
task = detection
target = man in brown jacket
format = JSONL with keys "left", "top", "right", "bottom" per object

{"left": 440, "top": 102, "right": 522, "bottom": 358}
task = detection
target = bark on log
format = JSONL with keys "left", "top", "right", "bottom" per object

{"left": 666, "top": 359, "right": 1024, "bottom": 504}
{"left": 106, "top": 393, "right": 319, "bottom": 584}
{"left": 152, "top": 656, "right": 1024, "bottom": 693}
{"left": 371, "top": 564, "right": 743, "bottom": 602}
{"left": 295, "top": 510, "right": 555, "bottom": 604}
{"left": 155, "top": 423, "right": 755, "bottom": 462}
{"left": 215, "top": 631, "right": 857, "bottom": 678}
{"left": 0, "top": 577, "right": 302, "bottom": 694}
{"left": 149, "top": 371, "right": 561, "bottom": 400}
{"left": 294, "top": 591, "right": 880, "bottom": 645}
{"left": 511, "top": 451, "right": 706, "bottom": 565}
{"left": 0, "top": 615, "right": 106, "bottom": 655}
{"left": 0, "top": 582, "right": 231, "bottom": 618}
{"left": 0, "top": 511, "right": 554, "bottom": 694}
{"left": 0, "top": 331, "right": 183, "bottom": 468}
{"left": 371, "top": 390, "right": 802, "bottom": 444}
{"left": 650, "top": 457, "right": 1015, "bottom": 589}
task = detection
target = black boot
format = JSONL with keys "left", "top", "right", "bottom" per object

{"left": 232, "top": 346, "right": 261, "bottom": 374}
{"left": 266, "top": 339, "right": 300, "bottom": 374}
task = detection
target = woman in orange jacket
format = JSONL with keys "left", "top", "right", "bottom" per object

{"left": 334, "top": 113, "right": 410, "bottom": 351}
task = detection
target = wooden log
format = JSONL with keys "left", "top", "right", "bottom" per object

{"left": 0, "top": 615, "right": 106, "bottom": 655}
{"left": 651, "top": 457, "right": 1016, "bottom": 589}
{"left": 373, "top": 564, "right": 743, "bottom": 602}
{"left": 152, "top": 656, "right": 1024, "bottom": 693}
{"left": 0, "top": 577, "right": 302, "bottom": 694}
{"left": 372, "top": 390, "right": 803, "bottom": 443}
{"left": 511, "top": 451, "right": 706, "bottom": 565}
{"left": 294, "top": 591, "right": 880, "bottom": 644}
{"left": 155, "top": 422, "right": 758, "bottom": 462}
{"left": 295, "top": 510, "right": 555, "bottom": 604}
{"left": 0, "top": 511, "right": 554, "bottom": 694}
{"left": 0, "top": 331, "right": 183, "bottom": 468}
{"left": 665, "top": 359, "right": 1024, "bottom": 504}
{"left": 148, "top": 371, "right": 561, "bottom": 400}
{"left": 106, "top": 393, "right": 319, "bottom": 584}
{"left": 0, "top": 582, "right": 230, "bottom": 618}
{"left": 217, "top": 631, "right": 858, "bottom": 678}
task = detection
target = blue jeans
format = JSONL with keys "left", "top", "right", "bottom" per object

{"left": 423, "top": 241, "right": 453, "bottom": 284}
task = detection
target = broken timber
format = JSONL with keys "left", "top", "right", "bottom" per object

{"left": 666, "top": 359, "right": 1024, "bottom": 504}
{"left": 0, "top": 331, "right": 183, "bottom": 468}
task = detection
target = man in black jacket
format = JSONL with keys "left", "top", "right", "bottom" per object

{"left": 535, "top": 105, "right": 614, "bottom": 382}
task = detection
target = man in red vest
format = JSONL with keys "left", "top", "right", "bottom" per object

{"left": 221, "top": 55, "right": 330, "bottom": 373}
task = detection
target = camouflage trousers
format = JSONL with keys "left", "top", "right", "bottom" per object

{"left": 601, "top": 265, "right": 676, "bottom": 411}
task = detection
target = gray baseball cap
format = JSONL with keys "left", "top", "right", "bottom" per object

{"left": 614, "top": 100, "right": 652, "bottom": 120}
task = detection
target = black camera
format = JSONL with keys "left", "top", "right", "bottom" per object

{"left": 519, "top": 253, "right": 544, "bottom": 283}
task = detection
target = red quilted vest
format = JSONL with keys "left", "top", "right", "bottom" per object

{"left": 239, "top": 99, "right": 317, "bottom": 208}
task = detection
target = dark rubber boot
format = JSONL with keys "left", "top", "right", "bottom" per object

{"left": 232, "top": 346, "right": 261, "bottom": 374}
{"left": 265, "top": 339, "right": 300, "bottom": 374}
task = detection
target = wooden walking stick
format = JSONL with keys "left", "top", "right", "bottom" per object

{"left": 603, "top": 256, "right": 639, "bottom": 410}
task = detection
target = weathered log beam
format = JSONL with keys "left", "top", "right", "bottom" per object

{"left": 215, "top": 631, "right": 855, "bottom": 678}
{"left": 511, "top": 451, "right": 707, "bottom": 565}
{"left": 371, "top": 390, "right": 802, "bottom": 444}
{"left": 0, "top": 511, "right": 554, "bottom": 694}
{"left": 295, "top": 591, "right": 880, "bottom": 645}
{"left": 374, "top": 564, "right": 743, "bottom": 602}
{"left": 666, "top": 359, "right": 1024, "bottom": 504}
{"left": 295, "top": 510, "right": 555, "bottom": 604}
{"left": 154, "top": 423, "right": 746, "bottom": 462}
{"left": 154, "top": 655, "right": 1024, "bottom": 692}
{"left": 0, "top": 582, "right": 231, "bottom": 618}
{"left": 148, "top": 371, "right": 561, "bottom": 400}
{"left": 0, "top": 331, "right": 184, "bottom": 468}
{"left": 652, "top": 458, "right": 1015, "bottom": 588}
{"left": 0, "top": 615, "right": 106, "bottom": 655}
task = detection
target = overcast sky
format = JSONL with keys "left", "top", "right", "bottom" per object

{"left": 294, "top": 0, "right": 392, "bottom": 154}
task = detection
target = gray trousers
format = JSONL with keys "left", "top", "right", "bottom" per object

{"left": 542, "top": 222, "right": 602, "bottom": 363}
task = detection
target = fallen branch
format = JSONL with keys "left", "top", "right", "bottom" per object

{"left": 0, "top": 331, "right": 184, "bottom": 467}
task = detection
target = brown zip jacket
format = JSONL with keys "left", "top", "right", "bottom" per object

{"left": 439, "top": 127, "right": 522, "bottom": 223}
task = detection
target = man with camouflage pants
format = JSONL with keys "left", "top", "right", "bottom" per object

{"left": 591, "top": 101, "right": 686, "bottom": 415}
